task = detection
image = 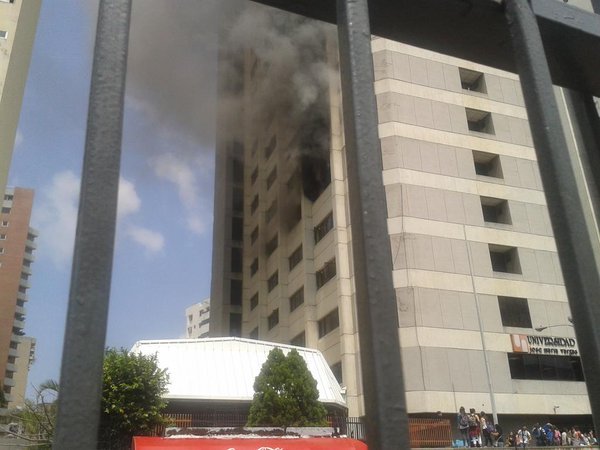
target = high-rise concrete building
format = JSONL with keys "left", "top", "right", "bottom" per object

{"left": 185, "top": 299, "right": 211, "bottom": 339}
{"left": 210, "top": 6, "right": 590, "bottom": 426}
{"left": 0, "top": 0, "right": 41, "bottom": 194}
{"left": 0, "top": 187, "right": 37, "bottom": 407}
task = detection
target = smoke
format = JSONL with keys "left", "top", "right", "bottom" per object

{"left": 123, "top": 1, "right": 336, "bottom": 208}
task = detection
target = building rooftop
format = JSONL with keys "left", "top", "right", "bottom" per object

{"left": 130, "top": 337, "right": 346, "bottom": 408}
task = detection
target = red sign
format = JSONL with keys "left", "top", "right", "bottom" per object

{"left": 132, "top": 437, "right": 368, "bottom": 450}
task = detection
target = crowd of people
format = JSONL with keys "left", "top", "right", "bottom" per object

{"left": 456, "top": 406, "right": 597, "bottom": 447}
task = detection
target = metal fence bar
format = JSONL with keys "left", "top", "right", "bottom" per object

{"left": 53, "top": 0, "right": 132, "bottom": 448}
{"left": 504, "top": 0, "right": 600, "bottom": 434}
{"left": 336, "top": 1, "right": 410, "bottom": 449}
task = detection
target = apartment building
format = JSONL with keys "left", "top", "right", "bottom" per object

{"left": 0, "top": 187, "right": 37, "bottom": 408}
{"left": 186, "top": 299, "right": 211, "bottom": 339}
{"left": 210, "top": 7, "right": 590, "bottom": 425}
{"left": 0, "top": 0, "right": 41, "bottom": 194}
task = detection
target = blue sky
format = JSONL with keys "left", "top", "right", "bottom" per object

{"left": 9, "top": 0, "right": 219, "bottom": 394}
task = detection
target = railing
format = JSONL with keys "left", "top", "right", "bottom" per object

{"left": 154, "top": 414, "right": 451, "bottom": 448}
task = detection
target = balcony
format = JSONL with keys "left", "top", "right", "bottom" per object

{"left": 22, "top": 251, "right": 36, "bottom": 263}
{"left": 19, "top": 279, "right": 31, "bottom": 289}
{"left": 12, "top": 318, "right": 25, "bottom": 329}
{"left": 25, "top": 237, "right": 37, "bottom": 249}
{"left": 21, "top": 265, "right": 32, "bottom": 276}
{"left": 8, "top": 347, "right": 18, "bottom": 358}
{"left": 5, "top": 363, "right": 16, "bottom": 373}
{"left": 3, "top": 378, "right": 15, "bottom": 388}
{"left": 17, "top": 290, "right": 28, "bottom": 302}
{"left": 14, "top": 304, "right": 26, "bottom": 316}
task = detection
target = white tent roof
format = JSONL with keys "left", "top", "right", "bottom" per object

{"left": 130, "top": 338, "right": 346, "bottom": 408}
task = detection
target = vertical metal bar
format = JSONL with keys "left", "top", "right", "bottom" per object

{"left": 336, "top": 1, "right": 410, "bottom": 449}
{"left": 505, "top": 0, "right": 600, "bottom": 432}
{"left": 53, "top": 0, "right": 131, "bottom": 448}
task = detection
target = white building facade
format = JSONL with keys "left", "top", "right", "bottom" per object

{"left": 210, "top": 4, "right": 591, "bottom": 426}
{"left": 186, "top": 299, "right": 210, "bottom": 339}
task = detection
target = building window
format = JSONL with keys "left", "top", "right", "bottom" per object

{"left": 0, "top": 30, "right": 7, "bottom": 40}
{"left": 265, "top": 200, "right": 277, "bottom": 224}
{"left": 314, "top": 212, "right": 334, "bottom": 244}
{"left": 229, "top": 313, "right": 242, "bottom": 337}
{"left": 265, "top": 234, "right": 278, "bottom": 257}
{"left": 330, "top": 361, "right": 343, "bottom": 384}
{"left": 290, "top": 331, "right": 306, "bottom": 347}
{"left": 267, "top": 271, "right": 279, "bottom": 292}
{"left": 231, "top": 217, "right": 243, "bottom": 242}
{"left": 459, "top": 67, "right": 487, "bottom": 93}
{"left": 466, "top": 108, "right": 495, "bottom": 134}
{"left": 251, "top": 226, "right": 259, "bottom": 245}
{"left": 1, "top": 207, "right": 9, "bottom": 214}
{"left": 288, "top": 245, "right": 303, "bottom": 271}
{"left": 508, "top": 353, "right": 584, "bottom": 381}
{"left": 498, "top": 296, "right": 532, "bottom": 328}
{"left": 489, "top": 245, "right": 521, "bottom": 274}
{"left": 249, "top": 327, "right": 259, "bottom": 339}
{"left": 250, "top": 292, "right": 259, "bottom": 311}
{"left": 232, "top": 158, "right": 244, "bottom": 184}
{"left": 251, "top": 195, "right": 259, "bottom": 215}
{"left": 250, "top": 258, "right": 259, "bottom": 277}
{"left": 265, "top": 136, "right": 277, "bottom": 160}
{"left": 250, "top": 166, "right": 258, "bottom": 185}
{"left": 230, "top": 279, "right": 242, "bottom": 306}
{"left": 316, "top": 258, "right": 336, "bottom": 289}
{"left": 231, "top": 247, "right": 242, "bottom": 273}
{"left": 290, "top": 286, "right": 304, "bottom": 312}
{"left": 288, "top": 204, "right": 302, "bottom": 231}
{"left": 0, "top": 234, "right": 6, "bottom": 240}
{"left": 232, "top": 187, "right": 244, "bottom": 213}
{"left": 268, "top": 308, "right": 279, "bottom": 330}
{"left": 266, "top": 167, "right": 277, "bottom": 190}
{"left": 473, "top": 151, "right": 503, "bottom": 178}
{"left": 1, "top": 221, "right": 7, "bottom": 227}
{"left": 318, "top": 308, "right": 340, "bottom": 338}
{"left": 481, "top": 197, "right": 511, "bottom": 225}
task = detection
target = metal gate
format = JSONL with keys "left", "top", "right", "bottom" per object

{"left": 51, "top": 1, "right": 600, "bottom": 449}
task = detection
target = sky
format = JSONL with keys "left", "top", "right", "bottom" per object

{"left": 8, "top": 0, "right": 225, "bottom": 395}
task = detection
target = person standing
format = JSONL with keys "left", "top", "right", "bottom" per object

{"left": 518, "top": 426, "right": 531, "bottom": 448}
{"left": 468, "top": 408, "right": 481, "bottom": 447}
{"left": 480, "top": 412, "right": 493, "bottom": 447}
{"left": 457, "top": 407, "right": 470, "bottom": 447}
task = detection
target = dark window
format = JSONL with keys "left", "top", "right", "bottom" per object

{"left": 481, "top": 197, "right": 511, "bottom": 224}
{"left": 232, "top": 217, "right": 243, "bottom": 242}
{"left": 489, "top": 245, "right": 521, "bottom": 274}
{"left": 249, "top": 327, "right": 259, "bottom": 339}
{"left": 250, "top": 258, "right": 258, "bottom": 277}
{"left": 2, "top": 207, "right": 11, "bottom": 214}
{"left": 265, "top": 136, "right": 277, "bottom": 160}
{"left": 318, "top": 308, "right": 340, "bottom": 338}
{"left": 265, "top": 234, "right": 278, "bottom": 257}
{"left": 267, "top": 271, "right": 279, "bottom": 292}
{"left": 232, "top": 158, "right": 244, "bottom": 184}
{"left": 251, "top": 226, "right": 258, "bottom": 245}
{"left": 229, "top": 313, "right": 242, "bottom": 337}
{"left": 231, "top": 247, "right": 242, "bottom": 273}
{"left": 316, "top": 258, "right": 337, "bottom": 289}
{"left": 232, "top": 187, "right": 244, "bottom": 213}
{"left": 251, "top": 195, "right": 259, "bottom": 215}
{"left": 473, "top": 151, "right": 503, "bottom": 178}
{"left": 498, "top": 296, "right": 532, "bottom": 328}
{"left": 266, "top": 200, "right": 277, "bottom": 224}
{"left": 288, "top": 204, "right": 302, "bottom": 231}
{"left": 314, "top": 212, "right": 334, "bottom": 244}
{"left": 268, "top": 308, "right": 279, "bottom": 330}
{"left": 250, "top": 167, "right": 258, "bottom": 185}
{"left": 290, "top": 286, "right": 304, "bottom": 312}
{"left": 266, "top": 167, "right": 277, "bottom": 190}
{"left": 459, "top": 67, "right": 487, "bottom": 93}
{"left": 250, "top": 292, "right": 259, "bottom": 310}
{"left": 230, "top": 279, "right": 242, "bottom": 306}
{"left": 331, "top": 361, "right": 343, "bottom": 384}
{"left": 290, "top": 331, "right": 305, "bottom": 347}
{"left": 289, "top": 245, "right": 303, "bottom": 271}
{"left": 508, "top": 353, "right": 584, "bottom": 381}
{"left": 466, "top": 108, "right": 495, "bottom": 134}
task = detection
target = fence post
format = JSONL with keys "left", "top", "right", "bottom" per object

{"left": 52, "top": 0, "right": 132, "bottom": 448}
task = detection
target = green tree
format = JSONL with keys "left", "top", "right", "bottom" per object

{"left": 247, "top": 348, "right": 327, "bottom": 431}
{"left": 98, "top": 348, "right": 169, "bottom": 449}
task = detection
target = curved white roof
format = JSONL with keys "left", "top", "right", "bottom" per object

{"left": 130, "top": 338, "right": 346, "bottom": 408}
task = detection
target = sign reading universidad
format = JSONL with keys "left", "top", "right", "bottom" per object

{"left": 511, "top": 334, "right": 579, "bottom": 356}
